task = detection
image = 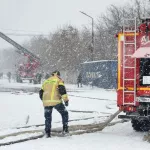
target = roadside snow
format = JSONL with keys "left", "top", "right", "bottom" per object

{"left": 1, "top": 122, "right": 150, "bottom": 150}
{"left": 0, "top": 79, "right": 150, "bottom": 150}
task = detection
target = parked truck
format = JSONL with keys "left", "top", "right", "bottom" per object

{"left": 117, "top": 18, "right": 150, "bottom": 131}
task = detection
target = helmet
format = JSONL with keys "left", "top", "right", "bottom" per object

{"left": 52, "top": 70, "right": 60, "bottom": 76}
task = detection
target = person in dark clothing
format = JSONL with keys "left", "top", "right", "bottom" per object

{"left": 0, "top": 72, "right": 3, "bottom": 79}
{"left": 36, "top": 73, "right": 42, "bottom": 84}
{"left": 39, "top": 70, "right": 69, "bottom": 138}
{"left": 77, "top": 73, "right": 82, "bottom": 88}
{"left": 7, "top": 72, "right": 11, "bottom": 83}
{"left": 45, "top": 73, "right": 50, "bottom": 79}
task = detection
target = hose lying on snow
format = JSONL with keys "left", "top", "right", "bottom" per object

{"left": 0, "top": 110, "right": 122, "bottom": 146}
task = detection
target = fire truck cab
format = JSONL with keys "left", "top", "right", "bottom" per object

{"left": 117, "top": 18, "right": 150, "bottom": 131}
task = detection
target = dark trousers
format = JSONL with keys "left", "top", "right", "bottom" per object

{"left": 77, "top": 81, "right": 82, "bottom": 87}
{"left": 44, "top": 103, "right": 68, "bottom": 133}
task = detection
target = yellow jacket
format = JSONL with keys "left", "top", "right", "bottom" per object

{"left": 41, "top": 75, "right": 68, "bottom": 107}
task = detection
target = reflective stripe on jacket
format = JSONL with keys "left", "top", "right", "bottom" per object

{"left": 41, "top": 75, "right": 68, "bottom": 106}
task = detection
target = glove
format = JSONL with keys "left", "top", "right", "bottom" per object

{"left": 39, "top": 89, "right": 43, "bottom": 100}
{"left": 65, "top": 101, "right": 69, "bottom": 107}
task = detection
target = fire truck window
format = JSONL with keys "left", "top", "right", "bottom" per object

{"left": 140, "top": 58, "right": 150, "bottom": 86}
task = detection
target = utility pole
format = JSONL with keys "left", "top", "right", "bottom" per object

{"left": 80, "top": 11, "right": 94, "bottom": 61}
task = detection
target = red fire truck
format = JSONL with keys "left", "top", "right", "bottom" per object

{"left": 0, "top": 32, "right": 40, "bottom": 83}
{"left": 117, "top": 18, "right": 150, "bottom": 131}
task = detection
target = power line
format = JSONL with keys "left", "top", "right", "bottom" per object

{"left": 0, "top": 28, "right": 48, "bottom": 34}
{"left": 4, "top": 33, "right": 49, "bottom": 37}
{"left": 0, "top": 28, "right": 50, "bottom": 36}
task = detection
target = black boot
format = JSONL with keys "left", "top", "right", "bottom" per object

{"left": 63, "top": 125, "right": 69, "bottom": 133}
{"left": 45, "top": 130, "right": 51, "bottom": 138}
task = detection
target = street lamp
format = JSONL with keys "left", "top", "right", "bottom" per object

{"left": 80, "top": 11, "right": 94, "bottom": 61}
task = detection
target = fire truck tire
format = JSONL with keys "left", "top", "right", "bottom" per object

{"left": 131, "top": 119, "right": 142, "bottom": 131}
{"left": 131, "top": 119, "right": 150, "bottom": 132}
{"left": 139, "top": 120, "right": 150, "bottom": 132}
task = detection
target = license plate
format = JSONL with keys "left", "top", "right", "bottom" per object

{"left": 137, "top": 97, "right": 150, "bottom": 102}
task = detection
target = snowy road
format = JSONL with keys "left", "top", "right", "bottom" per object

{"left": 0, "top": 79, "right": 149, "bottom": 149}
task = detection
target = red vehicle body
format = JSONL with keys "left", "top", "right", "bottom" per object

{"left": 17, "top": 56, "right": 40, "bottom": 83}
{"left": 117, "top": 18, "right": 150, "bottom": 131}
{"left": 0, "top": 32, "right": 41, "bottom": 83}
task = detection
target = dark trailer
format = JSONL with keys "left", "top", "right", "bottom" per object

{"left": 81, "top": 60, "right": 117, "bottom": 89}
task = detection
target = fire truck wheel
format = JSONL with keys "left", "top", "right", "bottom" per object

{"left": 131, "top": 119, "right": 150, "bottom": 132}
{"left": 139, "top": 120, "right": 150, "bottom": 132}
{"left": 131, "top": 119, "right": 142, "bottom": 131}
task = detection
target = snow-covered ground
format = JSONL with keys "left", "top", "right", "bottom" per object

{"left": 0, "top": 78, "right": 150, "bottom": 150}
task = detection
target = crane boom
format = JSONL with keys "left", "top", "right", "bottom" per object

{"left": 0, "top": 32, "right": 40, "bottom": 61}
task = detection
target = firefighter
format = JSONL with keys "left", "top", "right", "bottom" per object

{"left": 39, "top": 70, "right": 69, "bottom": 138}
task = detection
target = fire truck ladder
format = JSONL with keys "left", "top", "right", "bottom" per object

{"left": 122, "top": 18, "right": 137, "bottom": 106}
{"left": 0, "top": 32, "right": 40, "bottom": 62}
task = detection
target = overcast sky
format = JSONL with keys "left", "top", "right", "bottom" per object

{"left": 0, "top": 0, "right": 129, "bottom": 49}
